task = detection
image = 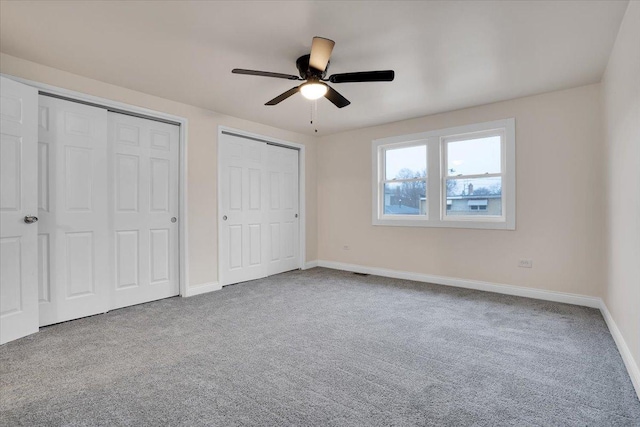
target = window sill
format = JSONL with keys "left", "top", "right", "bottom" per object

{"left": 372, "top": 217, "right": 515, "bottom": 230}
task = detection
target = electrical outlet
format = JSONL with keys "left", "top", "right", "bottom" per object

{"left": 518, "top": 259, "right": 533, "bottom": 268}
{"left": 343, "top": 245, "right": 350, "bottom": 251}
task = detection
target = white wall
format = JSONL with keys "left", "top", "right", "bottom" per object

{"left": 602, "top": 1, "right": 640, "bottom": 382}
{"left": 0, "top": 53, "right": 318, "bottom": 290}
{"left": 317, "top": 83, "right": 605, "bottom": 298}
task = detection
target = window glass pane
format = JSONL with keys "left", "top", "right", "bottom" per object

{"left": 447, "top": 135, "right": 501, "bottom": 176}
{"left": 445, "top": 176, "right": 502, "bottom": 217}
{"left": 385, "top": 145, "right": 426, "bottom": 180}
{"left": 383, "top": 181, "right": 427, "bottom": 215}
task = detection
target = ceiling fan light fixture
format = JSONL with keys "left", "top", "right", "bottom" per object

{"left": 232, "top": 36, "right": 394, "bottom": 108}
{"left": 300, "top": 82, "right": 328, "bottom": 100}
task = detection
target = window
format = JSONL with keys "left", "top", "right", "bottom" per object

{"left": 372, "top": 118, "right": 515, "bottom": 229}
{"left": 444, "top": 131, "right": 504, "bottom": 220}
{"left": 382, "top": 144, "right": 427, "bottom": 216}
{"left": 467, "top": 200, "right": 488, "bottom": 211}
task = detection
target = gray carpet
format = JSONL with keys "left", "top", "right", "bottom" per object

{"left": 1, "top": 268, "right": 639, "bottom": 426}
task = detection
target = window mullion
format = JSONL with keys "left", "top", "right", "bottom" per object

{"left": 427, "top": 137, "right": 440, "bottom": 221}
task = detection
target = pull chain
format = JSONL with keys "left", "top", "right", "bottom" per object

{"left": 310, "top": 100, "right": 318, "bottom": 133}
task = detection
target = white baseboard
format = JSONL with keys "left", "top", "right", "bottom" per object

{"left": 304, "top": 260, "right": 318, "bottom": 269}
{"left": 599, "top": 301, "right": 640, "bottom": 399}
{"left": 183, "top": 282, "right": 221, "bottom": 297}
{"left": 314, "top": 260, "right": 601, "bottom": 308}
{"left": 308, "top": 259, "right": 639, "bottom": 400}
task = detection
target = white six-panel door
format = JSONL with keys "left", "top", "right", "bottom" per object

{"left": 0, "top": 77, "right": 39, "bottom": 344}
{"left": 38, "top": 96, "right": 110, "bottom": 326}
{"left": 267, "top": 145, "right": 299, "bottom": 276}
{"left": 37, "top": 99, "right": 180, "bottom": 327}
{"left": 219, "top": 133, "right": 300, "bottom": 286}
{"left": 219, "top": 135, "right": 269, "bottom": 285}
{"left": 109, "top": 113, "right": 180, "bottom": 309}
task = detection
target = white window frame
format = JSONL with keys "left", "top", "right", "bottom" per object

{"left": 378, "top": 140, "right": 429, "bottom": 221}
{"left": 372, "top": 118, "right": 515, "bottom": 230}
{"left": 442, "top": 128, "right": 505, "bottom": 224}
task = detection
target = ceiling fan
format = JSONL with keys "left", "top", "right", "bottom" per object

{"left": 231, "top": 37, "right": 395, "bottom": 108}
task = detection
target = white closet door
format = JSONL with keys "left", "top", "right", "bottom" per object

{"left": 0, "top": 77, "right": 39, "bottom": 344}
{"left": 37, "top": 96, "right": 109, "bottom": 327}
{"left": 266, "top": 145, "right": 299, "bottom": 276}
{"left": 219, "top": 134, "right": 269, "bottom": 285}
{"left": 109, "top": 113, "right": 179, "bottom": 309}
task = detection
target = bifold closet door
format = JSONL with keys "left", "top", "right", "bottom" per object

{"left": 109, "top": 113, "right": 179, "bottom": 310}
{"left": 38, "top": 96, "right": 110, "bottom": 327}
{"left": 266, "top": 145, "right": 299, "bottom": 276}
{"left": 0, "top": 77, "right": 39, "bottom": 344}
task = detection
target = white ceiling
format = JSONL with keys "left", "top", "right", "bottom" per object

{"left": 0, "top": 1, "right": 628, "bottom": 136}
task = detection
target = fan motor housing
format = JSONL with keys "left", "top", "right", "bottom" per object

{"left": 296, "top": 54, "right": 328, "bottom": 79}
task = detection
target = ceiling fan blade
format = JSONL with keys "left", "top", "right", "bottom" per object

{"left": 309, "top": 37, "right": 335, "bottom": 71}
{"left": 324, "top": 86, "right": 350, "bottom": 108}
{"left": 232, "top": 69, "right": 301, "bottom": 80}
{"left": 328, "top": 70, "right": 395, "bottom": 83}
{"left": 265, "top": 86, "right": 301, "bottom": 106}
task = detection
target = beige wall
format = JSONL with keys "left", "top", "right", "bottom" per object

{"left": 602, "top": 1, "right": 640, "bottom": 378}
{"left": 0, "top": 13, "right": 637, "bottom": 385}
{"left": 317, "top": 83, "right": 605, "bottom": 297}
{"left": 0, "top": 53, "right": 318, "bottom": 289}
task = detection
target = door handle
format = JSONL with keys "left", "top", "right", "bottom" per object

{"left": 171, "top": 217, "right": 177, "bottom": 223}
{"left": 223, "top": 215, "right": 228, "bottom": 221}
{"left": 24, "top": 215, "right": 38, "bottom": 224}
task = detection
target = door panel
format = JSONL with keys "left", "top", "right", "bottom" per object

{"left": 0, "top": 77, "right": 39, "bottom": 344}
{"left": 150, "top": 228, "right": 170, "bottom": 283}
{"left": 109, "top": 113, "right": 179, "bottom": 310}
{"left": 115, "top": 154, "right": 139, "bottom": 211}
{"left": 219, "top": 134, "right": 269, "bottom": 285}
{"left": 0, "top": 135, "right": 21, "bottom": 210}
{"left": 150, "top": 158, "right": 170, "bottom": 212}
{"left": 249, "top": 224, "right": 262, "bottom": 265}
{"left": 65, "top": 146, "right": 93, "bottom": 210}
{"left": 270, "top": 223, "right": 280, "bottom": 261}
{"left": 266, "top": 145, "right": 299, "bottom": 276}
{"left": 38, "top": 96, "right": 109, "bottom": 327}
{"left": 38, "top": 142, "right": 49, "bottom": 211}
{"left": 37, "top": 234, "right": 50, "bottom": 303}
{"left": 229, "top": 225, "right": 242, "bottom": 269}
{"left": 65, "top": 232, "right": 95, "bottom": 297}
{"left": 116, "top": 230, "right": 138, "bottom": 288}
{"left": 0, "top": 237, "right": 23, "bottom": 315}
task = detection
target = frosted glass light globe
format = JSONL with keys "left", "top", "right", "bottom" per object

{"left": 300, "top": 82, "right": 328, "bottom": 100}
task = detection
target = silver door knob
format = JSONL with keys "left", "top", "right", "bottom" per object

{"left": 295, "top": 214, "right": 298, "bottom": 218}
{"left": 24, "top": 215, "right": 38, "bottom": 224}
{"left": 222, "top": 215, "right": 228, "bottom": 221}
{"left": 171, "top": 217, "right": 177, "bottom": 223}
